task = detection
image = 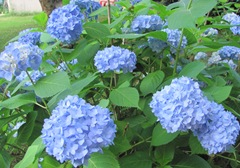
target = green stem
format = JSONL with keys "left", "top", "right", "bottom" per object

{"left": 58, "top": 47, "right": 71, "bottom": 73}
{"left": 173, "top": 28, "right": 184, "bottom": 75}
{"left": 131, "top": 137, "right": 152, "bottom": 148}
{"left": 216, "top": 154, "right": 240, "bottom": 164}
{"left": 6, "top": 143, "right": 25, "bottom": 153}
{"left": 26, "top": 71, "right": 51, "bottom": 116}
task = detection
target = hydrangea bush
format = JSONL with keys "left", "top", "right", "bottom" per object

{"left": 0, "top": 0, "right": 240, "bottom": 168}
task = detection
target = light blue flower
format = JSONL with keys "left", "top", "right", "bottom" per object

{"left": 70, "top": 0, "right": 101, "bottom": 20}
{"left": 195, "top": 52, "right": 208, "bottom": 60}
{"left": 41, "top": 95, "right": 116, "bottom": 167}
{"left": 0, "top": 42, "right": 44, "bottom": 81}
{"left": 131, "top": 15, "right": 164, "bottom": 33}
{"left": 230, "top": 17, "right": 240, "bottom": 35}
{"left": 47, "top": 4, "right": 84, "bottom": 44}
{"left": 18, "top": 28, "right": 41, "bottom": 45}
{"left": 207, "top": 52, "right": 221, "bottom": 65}
{"left": 150, "top": 77, "right": 209, "bottom": 133}
{"left": 94, "top": 46, "right": 137, "bottom": 73}
{"left": 57, "top": 59, "right": 78, "bottom": 71}
{"left": 162, "top": 28, "right": 188, "bottom": 54}
{"left": 193, "top": 101, "right": 240, "bottom": 154}
{"left": 16, "top": 70, "right": 46, "bottom": 86}
{"left": 130, "top": 0, "right": 142, "bottom": 5}
{"left": 222, "top": 12, "right": 239, "bottom": 23}
{"left": 218, "top": 46, "right": 240, "bottom": 60}
{"left": 147, "top": 37, "right": 168, "bottom": 53}
{"left": 202, "top": 28, "right": 218, "bottom": 37}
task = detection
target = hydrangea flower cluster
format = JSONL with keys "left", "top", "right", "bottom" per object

{"left": 194, "top": 52, "right": 208, "bottom": 60}
{"left": 131, "top": 0, "right": 142, "bottom": 5}
{"left": 162, "top": 28, "right": 188, "bottom": 54}
{"left": 193, "top": 101, "right": 240, "bottom": 154}
{"left": 70, "top": 0, "right": 101, "bottom": 19}
{"left": 218, "top": 46, "right": 240, "bottom": 60}
{"left": 131, "top": 15, "right": 164, "bottom": 33}
{"left": 41, "top": 95, "right": 116, "bottom": 167}
{"left": 222, "top": 13, "right": 240, "bottom": 35}
{"left": 47, "top": 4, "right": 84, "bottom": 44}
{"left": 18, "top": 28, "right": 41, "bottom": 45}
{"left": 94, "top": 46, "right": 137, "bottom": 73}
{"left": 147, "top": 37, "right": 168, "bottom": 53}
{"left": 201, "top": 28, "right": 218, "bottom": 37}
{"left": 0, "top": 42, "right": 44, "bottom": 81}
{"left": 57, "top": 59, "right": 78, "bottom": 71}
{"left": 150, "top": 76, "right": 240, "bottom": 154}
{"left": 16, "top": 70, "right": 46, "bottom": 86}
{"left": 149, "top": 77, "right": 209, "bottom": 133}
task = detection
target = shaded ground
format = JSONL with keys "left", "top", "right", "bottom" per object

{"left": 0, "top": 14, "right": 38, "bottom": 51}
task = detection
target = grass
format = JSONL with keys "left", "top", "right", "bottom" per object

{"left": 0, "top": 14, "right": 39, "bottom": 51}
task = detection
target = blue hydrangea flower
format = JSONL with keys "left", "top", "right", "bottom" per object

{"left": 193, "top": 101, "right": 240, "bottom": 154}
{"left": 195, "top": 52, "right": 208, "bottom": 60}
{"left": 149, "top": 77, "right": 209, "bottom": 133}
{"left": 57, "top": 59, "right": 78, "bottom": 71}
{"left": 148, "top": 37, "right": 168, "bottom": 53}
{"left": 131, "top": 0, "right": 142, "bottom": 5}
{"left": 222, "top": 12, "right": 239, "bottom": 23}
{"left": 16, "top": 70, "right": 46, "bottom": 86}
{"left": 41, "top": 95, "right": 116, "bottom": 167}
{"left": 218, "top": 46, "right": 240, "bottom": 60}
{"left": 230, "top": 17, "right": 240, "bottom": 35}
{"left": 94, "top": 46, "right": 137, "bottom": 73}
{"left": 131, "top": 15, "right": 164, "bottom": 33}
{"left": 0, "top": 42, "right": 44, "bottom": 81}
{"left": 220, "top": 59, "right": 238, "bottom": 70}
{"left": 47, "top": 4, "right": 84, "bottom": 44}
{"left": 70, "top": 0, "right": 101, "bottom": 20}
{"left": 202, "top": 28, "right": 218, "bottom": 37}
{"left": 208, "top": 52, "right": 222, "bottom": 65}
{"left": 162, "top": 28, "right": 188, "bottom": 54}
{"left": 18, "top": 28, "right": 41, "bottom": 45}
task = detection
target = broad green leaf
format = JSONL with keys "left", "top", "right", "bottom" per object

{"left": 140, "top": 70, "right": 165, "bottom": 96}
{"left": 110, "top": 135, "right": 132, "bottom": 155}
{"left": 109, "top": 12, "right": 128, "bottom": 29}
{"left": 124, "top": 115, "right": 147, "bottom": 128}
{"left": 146, "top": 31, "right": 167, "bottom": 41}
{"left": 174, "top": 155, "right": 211, "bottom": 168}
{"left": 154, "top": 144, "right": 175, "bottom": 166}
{"left": 15, "top": 137, "right": 45, "bottom": 168}
{"left": 67, "top": 39, "right": 88, "bottom": 61}
{"left": 48, "top": 73, "right": 97, "bottom": 110}
{"left": 86, "top": 149, "right": 120, "bottom": 168}
{"left": 168, "top": 10, "right": 195, "bottom": 29}
{"left": 33, "top": 12, "right": 48, "bottom": 27}
{"left": 108, "top": 34, "right": 145, "bottom": 39}
{"left": 0, "top": 150, "right": 11, "bottom": 168}
{"left": 0, "top": 112, "right": 28, "bottom": 128}
{"left": 119, "top": 151, "right": 152, "bottom": 168}
{"left": 183, "top": 29, "right": 197, "bottom": 45}
{"left": 151, "top": 124, "right": 179, "bottom": 146}
{"left": 189, "top": 135, "right": 207, "bottom": 155}
{"left": 89, "top": 6, "right": 107, "bottom": 17}
{"left": 0, "top": 93, "right": 36, "bottom": 109}
{"left": 84, "top": 23, "right": 111, "bottom": 40}
{"left": 40, "top": 32, "right": 55, "bottom": 43}
{"left": 34, "top": 72, "right": 71, "bottom": 98}
{"left": 77, "top": 41, "right": 100, "bottom": 65}
{"left": 109, "top": 87, "right": 139, "bottom": 108}
{"left": 98, "top": 99, "right": 109, "bottom": 108}
{"left": 62, "top": 0, "right": 70, "bottom": 5}
{"left": 41, "top": 156, "right": 61, "bottom": 168}
{"left": 16, "top": 111, "right": 38, "bottom": 144}
{"left": 204, "top": 86, "right": 232, "bottom": 103}
{"left": 178, "top": 61, "right": 205, "bottom": 78}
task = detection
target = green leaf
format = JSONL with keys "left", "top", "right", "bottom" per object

{"left": 15, "top": 137, "right": 45, "bottom": 168}
{"left": 84, "top": 23, "right": 111, "bottom": 41}
{"left": 119, "top": 151, "right": 152, "bottom": 168}
{"left": 0, "top": 150, "right": 11, "bottom": 168}
{"left": 174, "top": 155, "right": 211, "bottom": 168}
{"left": 40, "top": 33, "right": 55, "bottom": 43}
{"left": 85, "top": 149, "right": 120, "bottom": 168}
{"left": 34, "top": 72, "right": 71, "bottom": 98}
{"left": 110, "top": 135, "right": 132, "bottom": 155}
{"left": 77, "top": 41, "right": 100, "bottom": 65}
{"left": 0, "top": 112, "right": 29, "bottom": 129}
{"left": 16, "top": 111, "right": 38, "bottom": 144}
{"left": 154, "top": 144, "right": 175, "bottom": 166}
{"left": 108, "top": 34, "right": 146, "bottom": 39}
{"left": 124, "top": 115, "right": 147, "bottom": 128}
{"left": 33, "top": 12, "right": 48, "bottom": 27}
{"left": 204, "top": 86, "right": 232, "bottom": 103}
{"left": 0, "top": 93, "right": 36, "bottom": 109}
{"left": 151, "top": 124, "right": 179, "bottom": 146}
{"left": 109, "top": 87, "right": 139, "bottom": 108}
{"left": 62, "top": 0, "right": 70, "bottom": 5}
{"left": 140, "top": 70, "right": 165, "bottom": 96}
{"left": 109, "top": 12, "right": 128, "bottom": 29}
{"left": 98, "top": 99, "right": 109, "bottom": 108}
{"left": 178, "top": 61, "right": 205, "bottom": 78}
{"left": 189, "top": 134, "right": 207, "bottom": 155}
{"left": 89, "top": 6, "right": 107, "bottom": 17}
{"left": 183, "top": 29, "right": 197, "bottom": 45}
{"left": 168, "top": 10, "right": 195, "bottom": 29}
{"left": 67, "top": 39, "right": 88, "bottom": 60}
{"left": 41, "top": 156, "right": 61, "bottom": 168}
{"left": 146, "top": 31, "right": 167, "bottom": 41}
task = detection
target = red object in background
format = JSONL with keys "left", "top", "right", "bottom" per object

{"left": 99, "top": 0, "right": 116, "bottom": 6}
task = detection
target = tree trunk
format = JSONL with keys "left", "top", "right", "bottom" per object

{"left": 39, "top": 0, "right": 62, "bottom": 16}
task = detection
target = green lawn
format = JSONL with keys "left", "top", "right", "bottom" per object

{"left": 0, "top": 15, "right": 39, "bottom": 51}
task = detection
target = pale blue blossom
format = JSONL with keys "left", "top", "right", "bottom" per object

{"left": 195, "top": 52, "right": 208, "bottom": 60}
{"left": 18, "top": 28, "right": 41, "bottom": 45}
{"left": 218, "top": 46, "right": 240, "bottom": 60}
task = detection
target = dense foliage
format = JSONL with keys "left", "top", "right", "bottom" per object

{"left": 0, "top": 0, "right": 240, "bottom": 167}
